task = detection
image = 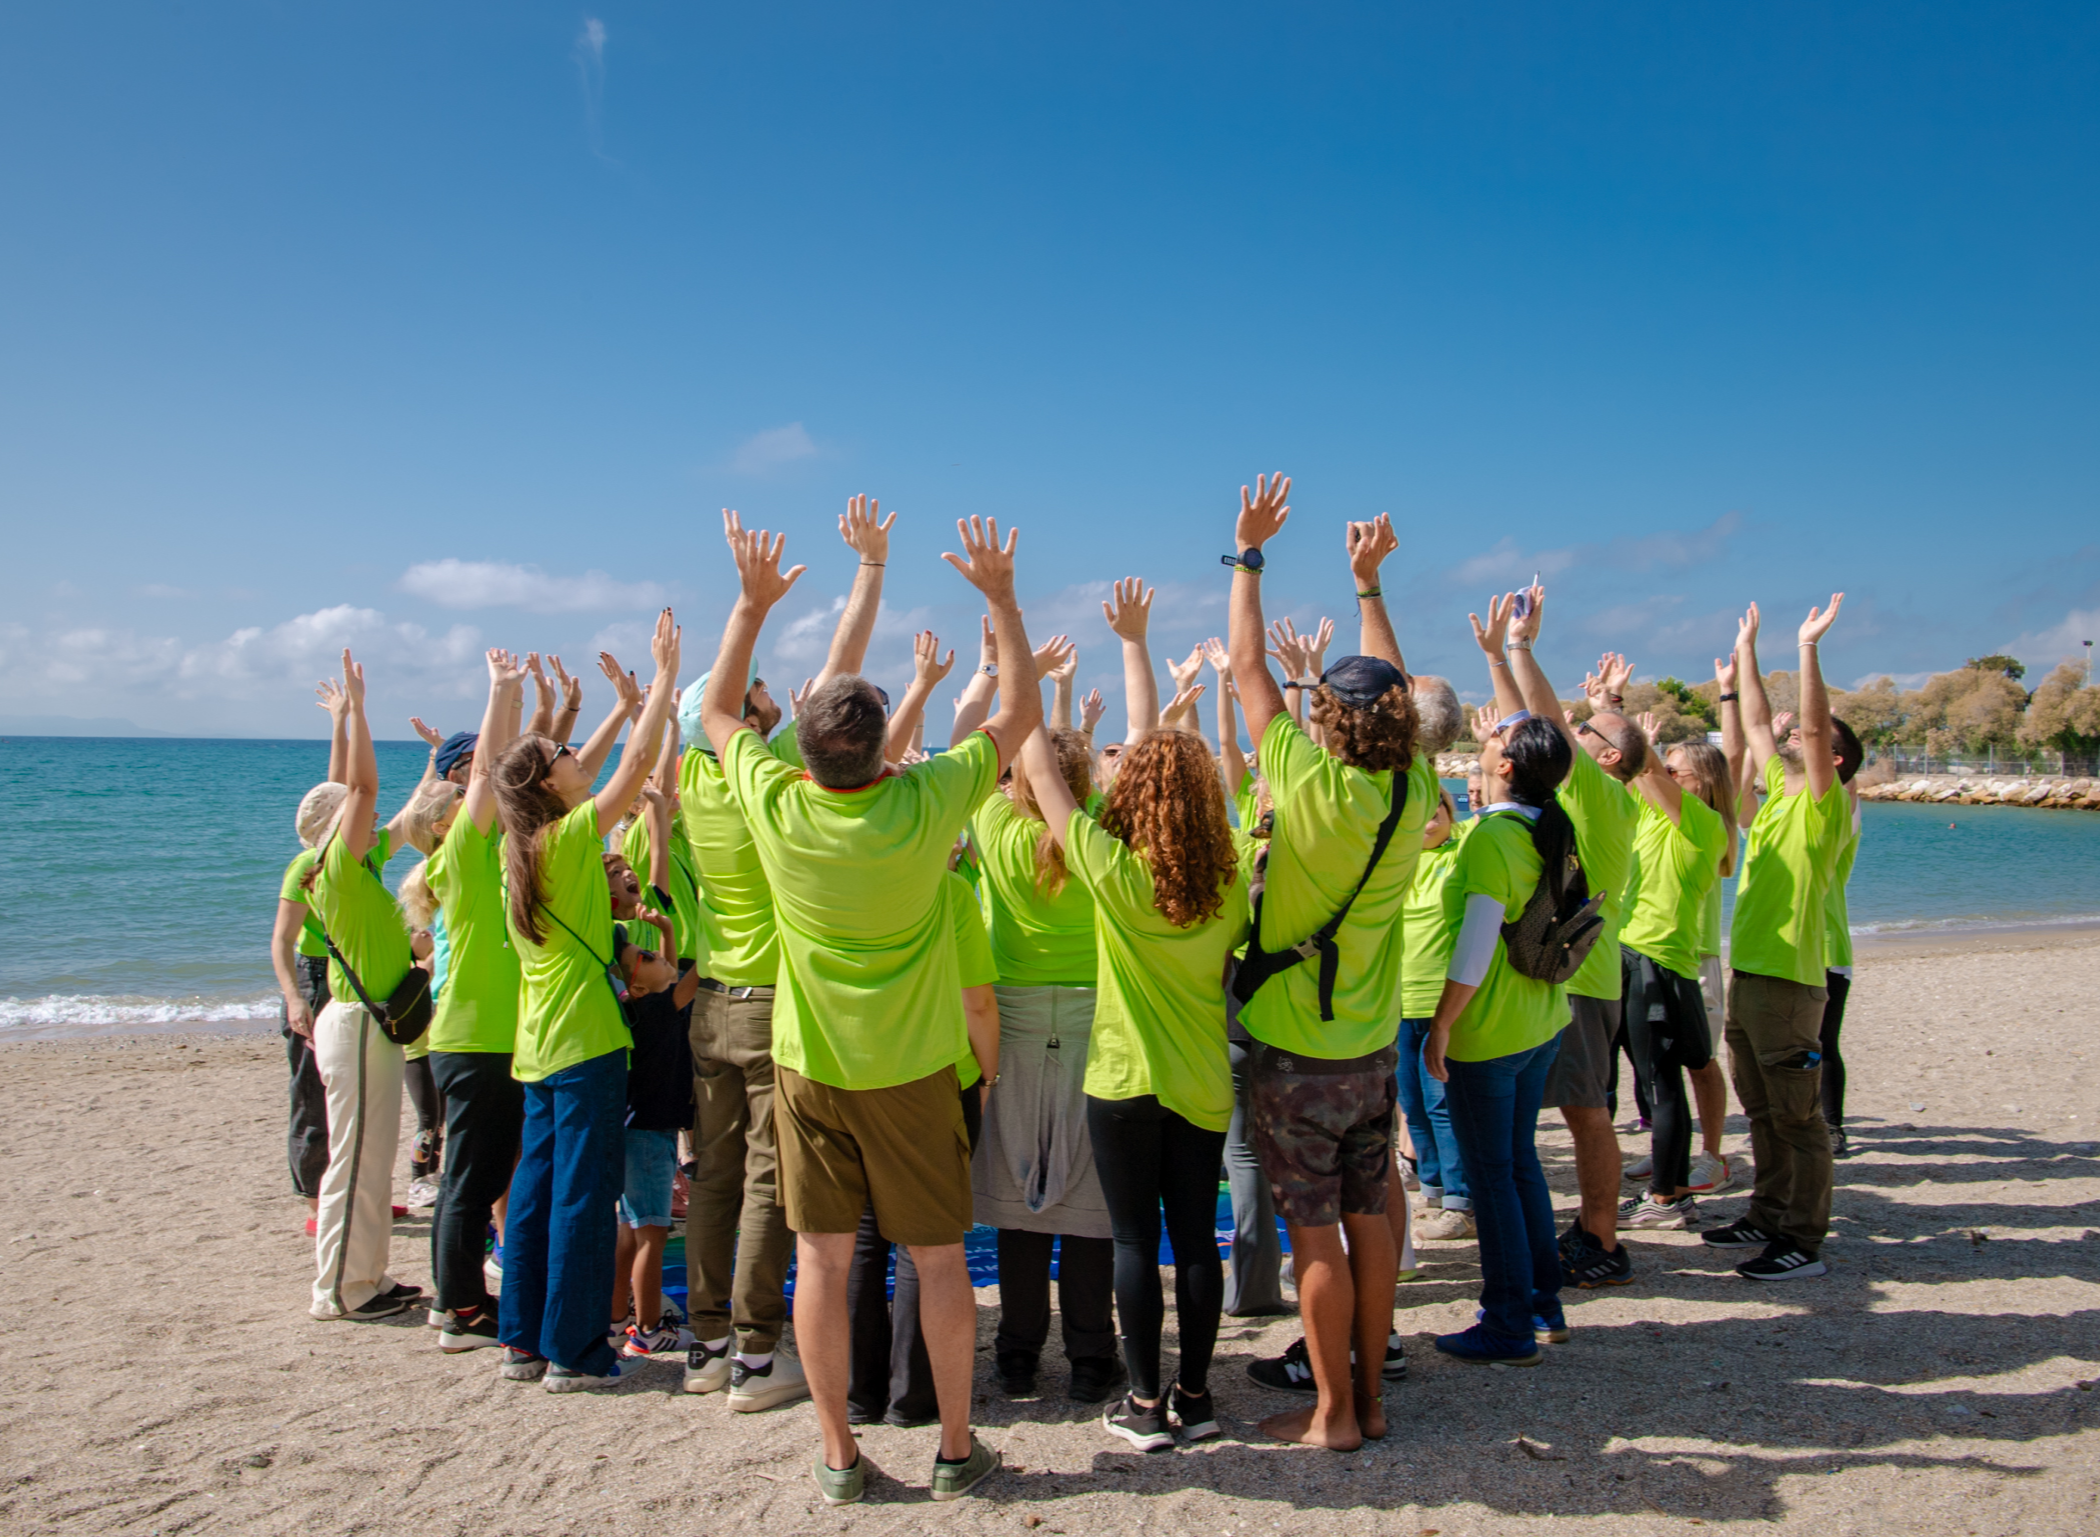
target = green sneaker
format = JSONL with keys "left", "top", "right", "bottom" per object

{"left": 812, "top": 1454, "right": 865, "bottom": 1506}
{"left": 928, "top": 1435, "right": 1001, "bottom": 1502}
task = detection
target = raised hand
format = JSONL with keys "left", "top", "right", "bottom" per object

{"left": 1265, "top": 619, "right": 1309, "bottom": 680}
{"left": 1772, "top": 710, "right": 1796, "bottom": 739}
{"left": 1079, "top": 688, "right": 1106, "bottom": 733}
{"left": 315, "top": 678, "right": 349, "bottom": 721}
{"left": 913, "top": 630, "right": 958, "bottom": 686}
{"left": 599, "top": 652, "right": 644, "bottom": 713}
{"left": 341, "top": 649, "right": 365, "bottom": 705}
{"left": 724, "top": 509, "right": 808, "bottom": 611}
{"left": 1799, "top": 593, "right": 1844, "bottom": 647}
{"left": 1033, "top": 633, "right": 1075, "bottom": 678}
{"left": 839, "top": 494, "right": 898, "bottom": 565}
{"left": 790, "top": 677, "right": 816, "bottom": 717}
{"left": 1597, "top": 652, "right": 1635, "bottom": 694}
{"left": 1345, "top": 513, "right": 1398, "bottom": 587}
{"left": 1306, "top": 617, "right": 1335, "bottom": 677}
{"left": 549, "top": 654, "right": 582, "bottom": 709}
{"left": 1102, "top": 577, "right": 1154, "bottom": 641}
{"left": 1471, "top": 702, "right": 1500, "bottom": 743}
{"left": 1201, "top": 636, "right": 1232, "bottom": 680}
{"left": 485, "top": 647, "right": 515, "bottom": 685}
{"left": 1235, "top": 472, "right": 1292, "bottom": 551}
{"left": 526, "top": 651, "right": 551, "bottom": 698}
{"left": 1469, "top": 592, "right": 1514, "bottom": 657}
{"left": 649, "top": 607, "right": 681, "bottom": 681}
{"left": 941, "top": 515, "right": 1019, "bottom": 603}
{"left": 638, "top": 784, "right": 667, "bottom": 812}
{"left": 1047, "top": 644, "right": 1079, "bottom": 686}
{"left": 1164, "top": 682, "right": 1207, "bottom": 719}
{"left": 1714, "top": 651, "right": 1740, "bottom": 692}
{"left": 1735, "top": 602, "right": 1761, "bottom": 656}
{"left": 410, "top": 717, "right": 445, "bottom": 749}
{"left": 1167, "top": 644, "right": 1204, "bottom": 693}
{"left": 977, "top": 614, "right": 998, "bottom": 668}
{"left": 1637, "top": 710, "right": 1660, "bottom": 744}
{"left": 1509, "top": 583, "right": 1546, "bottom": 644}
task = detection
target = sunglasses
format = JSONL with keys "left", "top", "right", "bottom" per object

{"left": 1574, "top": 719, "right": 1600, "bottom": 739}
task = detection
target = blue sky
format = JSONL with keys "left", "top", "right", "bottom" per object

{"left": 2, "top": 3, "right": 2096, "bottom": 738}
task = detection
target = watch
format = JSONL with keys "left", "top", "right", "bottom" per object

{"left": 979, "top": 663, "right": 998, "bottom": 678}
{"left": 1219, "top": 547, "right": 1266, "bottom": 574}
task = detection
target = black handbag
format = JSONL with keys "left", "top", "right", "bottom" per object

{"left": 1497, "top": 822, "right": 1606, "bottom": 985}
{"left": 321, "top": 933, "right": 433, "bottom": 1047}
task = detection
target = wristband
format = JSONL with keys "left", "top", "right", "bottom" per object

{"left": 1488, "top": 657, "right": 1510, "bottom": 669}
{"left": 1283, "top": 680, "right": 1304, "bottom": 690}
{"left": 1718, "top": 691, "right": 1740, "bottom": 702}
{"left": 1356, "top": 587, "right": 1382, "bottom": 599}
{"left": 1800, "top": 640, "right": 1818, "bottom": 647}
{"left": 1606, "top": 694, "right": 1623, "bottom": 705}
{"left": 861, "top": 561, "right": 884, "bottom": 567}
{"left": 1506, "top": 641, "right": 1533, "bottom": 652}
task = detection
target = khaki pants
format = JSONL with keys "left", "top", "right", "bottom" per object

{"left": 685, "top": 987, "right": 793, "bottom": 1353}
{"left": 309, "top": 1000, "right": 405, "bottom": 1318}
{"left": 1725, "top": 971, "right": 1832, "bottom": 1252}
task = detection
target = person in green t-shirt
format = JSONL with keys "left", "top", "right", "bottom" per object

{"left": 1475, "top": 587, "right": 1645, "bottom": 1285}
{"left": 488, "top": 607, "right": 685, "bottom": 1389}
{"left": 1817, "top": 749, "right": 1864, "bottom": 1156}
{"left": 674, "top": 499, "right": 897, "bottom": 1412}
{"left": 274, "top": 764, "right": 350, "bottom": 1225}
{"left": 1019, "top": 701, "right": 1250, "bottom": 1457}
{"left": 1225, "top": 481, "right": 1421, "bottom": 1454}
{"left": 700, "top": 506, "right": 1033, "bottom": 1503}
{"left": 1396, "top": 787, "right": 1474, "bottom": 1242}
{"left": 1705, "top": 594, "right": 1852, "bottom": 1282}
{"left": 1421, "top": 711, "right": 1577, "bottom": 1367}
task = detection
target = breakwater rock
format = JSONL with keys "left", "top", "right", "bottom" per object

{"left": 1859, "top": 774, "right": 2100, "bottom": 809}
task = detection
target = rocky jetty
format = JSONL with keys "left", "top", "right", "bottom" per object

{"left": 1858, "top": 774, "right": 2100, "bottom": 809}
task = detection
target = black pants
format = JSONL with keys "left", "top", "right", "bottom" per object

{"left": 405, "top": 1055, "right": 445, "bottom": 1175}
{"left": 1085, "top": 1093, "right": 1226, "bottom": 1402}
{"left": 283, "top": 955, "right": 331, "bottom": 1198}
{"left": 1622, "top": 947, "right": 1711, "bottom": 1199}
{"left": 428, "top": 1050, "right": 525, "bottom": 1315}
{"left": 1819, "top": 971, "right": 1852, "bottom": 1129}
{"left": 993, "top": 1230, "right": 1116, "bottom": 1365}
{"left": 847, "top": 1079, "right": 982, "bottom": 1424}
{"left": 1604, "top": 1020, "right": 1654, "bottom": 1126}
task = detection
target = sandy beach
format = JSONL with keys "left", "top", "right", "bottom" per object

{"left": 1, "top": 937, "right": 2095, "bottom": 1536}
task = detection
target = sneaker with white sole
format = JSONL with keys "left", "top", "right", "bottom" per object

{"left": 1169, "top": 1384, "right": 1220, "bottom": 1442}
{"left": 544, "top": 1362, "right": 621, "bottom": 1392}
{"left": 929, "top": 1435, "right": 1001, "bottom": 1501}
{"left": 438, "top": 1310, "right": 501, "bottom": 1352}
{"left": 1686, "top": 1151, "right": 1734, "bottom": 1193}
{"left": 1415, "top": 1207, "right": 1477, "bottom": 1241}
{"left": 622, "top": 1322, "right": 683, "bottom": 1358}
{"left": 1700, "top": 1219, "right": 1775, "bottom": 1249}
{"left": 728, "top": 1352, "right": 811, "bottom": 1412}
{"left": 683, "top": 1338, "right": 731, "bottom": 1394}
{"left": 406, "top": 1177, "right": 440, "bottom": 1209}
{"left": 1623, "top": 1152, "right": 1655, "bottom": 1182}
{"left": 341, "top": 1291, "right": 415, "bottom": 1322}
{"left": 1619, "top": 1193, "right": 1698, "bottom": 1229}
{"left": 1736, "top": 1242, "right": 1827, "bottom": 1281}
{"left": 500, "top": 1347, "right": 547, "bottom": 1381}
{"left": 1103, "top": 1394, "right": 1176, "bottom": 1452}
{"left": 813, "top": 1454, "right": 866, "bottom": 1506}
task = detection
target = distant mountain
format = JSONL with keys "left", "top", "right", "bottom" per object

{"left": 0, "top": 715, "right": 176, "bottom": 738}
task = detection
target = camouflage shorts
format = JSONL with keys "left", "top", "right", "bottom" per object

{"left": 1246, "top": 1045, "right": 1397, "bottom": 1227}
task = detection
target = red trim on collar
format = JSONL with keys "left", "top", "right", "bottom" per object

{"left": 801, "top": 764, "right": 898, "bottom": 794}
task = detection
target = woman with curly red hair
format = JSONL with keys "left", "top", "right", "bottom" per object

{"left": 1018, "top": 699, "right": 1251, "bottom": 1454}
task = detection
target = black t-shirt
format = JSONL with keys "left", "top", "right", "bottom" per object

{"left": 616, "top": 915, "right": 693, "bottom": 1132}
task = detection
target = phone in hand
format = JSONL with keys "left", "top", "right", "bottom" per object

{"left": 1511, "top": 573, "right": 1539, "bottom": 620}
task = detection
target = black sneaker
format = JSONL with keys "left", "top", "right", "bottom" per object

{"left": 344, "top": 1291, "right": 415, "bottom": 1322}
{"left": 1564, "top": 1239, "right": 1635, "bottom": 1289}
{"left": 1103, "top": 1393, "right": 1175, "bottom": 1453}
{"left": 1246, "top": 1337, "right": 1316, "bottom": 1394}
{"left": 437, "top": 1309, "right": 501, "bottom": 1352}
{"left": 1701, "top": 1219, "right": 1776, "bottom": 1250}
{"left": 1068, "top": 1355, "right": 1127, "bottom": 1404}
{"left": 1736, "top": 1241, "right": 1828, "bottom": 1281}
{"left": 997, "top": 1350, "right": 1039, "bottom": 1396}
{"left": 381, "top": 1281, "right": 425, "bottom": 1303}
{"left": 1829, "top": 1125, "right": 1851, "bottom": 1159}
{"left": 1383, "top": 1335, "right": 1408, "bottom": 1383}
{"left": 1169, "top": 1384, "right": 1220, "bottom": 1443}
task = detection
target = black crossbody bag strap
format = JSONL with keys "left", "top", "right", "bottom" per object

{"left": 542, "top": 904, "right": 630, "bottom": 1014}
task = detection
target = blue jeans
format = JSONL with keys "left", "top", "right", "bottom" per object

{"left": 1395, "top": 1018, "right": 1470, "bottom": 1210}
{"left": 1444, "top": 1037, "right": 1564, "bottom": 1341}
{"left": 499, "top": 1049, "right": 627, "bottom": 1374}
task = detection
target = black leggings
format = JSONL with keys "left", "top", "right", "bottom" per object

{"left": 1085, "top": 1094, "right": 1225, "bottom": 1402}
{"left": 1622, "top": 949, "right": 1709, "bottom": 1199}
{"left": 404, "top": 1054, "right": 445, "bottom": 1174}
{"left": 1819, "top": 971, "right": 1852, "bottom": 1129}
{"left": 427, "top": 1050, "right": 524, "bottom": 1314}
{"left": 994, "top": 1230, "right": 1116, "bottom": 1364}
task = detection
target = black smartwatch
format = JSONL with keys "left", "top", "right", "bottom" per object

{"left": 1219, "top": 547, "right": 1266, "bottom": 574}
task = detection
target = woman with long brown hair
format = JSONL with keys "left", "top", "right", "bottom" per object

{"left": 1018, "top": 695, "right": 1250, "bottom": 1454}
{"left": 489, "top": 609, "right": 682, "bottom": 1393}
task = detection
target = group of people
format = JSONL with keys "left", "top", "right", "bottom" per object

{"left": 268, "top": 478, "right": 1863, "bottom": 1504}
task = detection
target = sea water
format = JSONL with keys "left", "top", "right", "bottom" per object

{"left": 5, "top": 737, "right": 2100, "bottom": 1034}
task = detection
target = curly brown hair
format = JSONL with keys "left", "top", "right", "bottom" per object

{"left": 1010, "top": 727, "right": 1095, "bottom": 898}
{"left": 1308, "top": 683, "right": 1418, "bottom": 774}
{"left": 1100, "top": 729, "right": 1239, "bottom": 928}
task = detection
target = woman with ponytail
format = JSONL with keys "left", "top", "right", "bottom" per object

{"left": 393, "top": 775, "right": 467, "bottom": 1209}
{"left": 490, "top": 610, "right": 682, "bottom": 1392}
{"left": 1423, "top": 709, "right": 1576, "bottom": 1367}
{"left": 1019, "top": 695, "right": 1250, "bottom": 1454}
{"left": 968, "top": 723, "right": 1120, "bottom": 1405}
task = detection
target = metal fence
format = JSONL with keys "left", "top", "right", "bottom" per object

{"left": 1874, "top": 749, "right": 2097, "bottom": 779}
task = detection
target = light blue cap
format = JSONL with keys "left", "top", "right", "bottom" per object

{"left": 678, "top": 665, "right": 761, "bottom": 743}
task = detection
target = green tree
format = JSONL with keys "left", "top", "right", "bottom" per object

{"left": 1965, "top": 654, "right": 2027, "bottom": 682}
{"left": 2016, "top": 661, "right": 2100, "bottom": 766}
{"left": 1830, "top": 676, "right": 1907, "bottom": 748}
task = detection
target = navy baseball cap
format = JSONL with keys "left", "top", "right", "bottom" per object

{"left": 435, "top": 731, "right": 478, "bottom": 778}
{"left": 1319, "top": 655, "right": 1408, "bottom": 708}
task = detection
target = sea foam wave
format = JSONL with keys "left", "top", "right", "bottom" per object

{"left": 1852, "top": 912, "right": 2100, "bottom": 937}
{"left": 0, "top": 994, "right": 282, "bottom": 1029}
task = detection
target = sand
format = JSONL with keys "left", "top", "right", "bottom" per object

{"left": 1, "top": 938, "right": 2096, "bottom": 1536}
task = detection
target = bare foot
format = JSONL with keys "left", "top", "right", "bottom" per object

{"left": 1355, "top": 1388, "right": 1387, "bottom": 1441}
{"left": 1259, "top": 1402, "right": 1363, "bottom": 1451}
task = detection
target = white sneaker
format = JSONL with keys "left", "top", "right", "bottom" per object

{"left": 1416, "top": 1207, "right": 1477, "bottom": 1241}
{"left": 728, "top": 1352, "right": 811, "bottom": 1412}
{"left": 1686, "top": 1151, "right": 1734, "bottom": 1193}
{"left": 406, "top": 1178, "right": 440, "bottom": 1209}
{"left": 483, "top": 1254, "right": 503, "bottom": 1294}
{"left": 1619, "top": 1193, "right": 1697, "bottom": 1229}
{"left": 1623, "top": 1153, "right": 1655, "bottom": 1182}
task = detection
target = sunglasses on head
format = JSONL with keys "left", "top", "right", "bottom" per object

{"left": 1488, "top": 709, "right": 1533, "bottom": 740}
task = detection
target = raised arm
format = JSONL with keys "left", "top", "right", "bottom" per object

{"left": 1796, "top": 594, "right": 1844, "bottom": 798}
{"left": 1501, "top": 584, "right": 1579, "bottom": 752}
{"left": 638, "top": 784, "right": 673, "bottom": 895}
{"left": 705, "top": 510, "right": 807, "bottom": 757}
{"left": 1203, "top": 637, "right": 1246, "bottom": 798}
{"left": 1162, "top": 645, "right": 1204, "bottom": 733}
{"left": 816, "top": 494, "right": 898, "bottom": 689}
{"left": 886, "top": 629, "right": 957, "bottom": 762}
{"left": 1346, "top": 514, "right": 1405, "bottom": 672}
{"left": 1227, "top": 473, "right": 1292, "bottom": 744}
{"left": 942, "top": 516, "right": 1039, "bottom": 771}
{"left": 1265, "top": 621, "right": 1311, "bottom": 730}
{"left": 464, "top": 649, "right": 524, "bottom": 834}
{"left": 337, "top": 650, "right": 379, "bottom": 864}
{"left": 950, "top": 616, "right": 999, "bottom": 747}
{"left": 548, "top": 655, "right": 583, "bottom": 746}
{"left": 1735, "top": 602, "right": 1779, "bottom": 780}
{"left": 1628, "top": 707, "right": 1684, "bottom": 822}
{"left": 593, "top": 609, "right": 682, "bottom": 829}
{"left": 577, "top": 653, "right": 644, "bottom": 780}
{"left": 1102, "top": 577, "right": 1159, "bottom": 744}
{"left": 1018, "top": 723, "right": 1082, "bottom": 849}
{"left": 1468, "top": 593, "right": 1525, "bottom": 721}
{"left": 1048, "top": 644, "right": 1077, "bottom": 732}
{"left": 315, "top": 678, "right": 351, "bottom": 783}
{"left": 525, "top": 653, "right": 556, "bottom": 738}
{"left": 1715, "top": 648, "right": 1752, "bottom": 819}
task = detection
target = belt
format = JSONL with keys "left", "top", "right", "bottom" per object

{"left": 1249, "top": 1040, "right": 1400, "bottom": 1076}
{"left": 695, "top": 979, "right": 775, "bottom": 1001}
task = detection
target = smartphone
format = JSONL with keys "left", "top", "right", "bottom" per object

{"left": 1511, "top": 572, "right": 1538, "bottom": 619}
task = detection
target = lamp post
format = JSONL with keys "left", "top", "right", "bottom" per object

{"left": 2086, "top": 639, "right": 2093, "bottom": 686}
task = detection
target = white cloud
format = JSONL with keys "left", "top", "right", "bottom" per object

{"left": 1444, "top": 514, "right": 1741, "bottom": 591}
{"left": 578, "top": 16, "right": 606, "bottom": 65}
{"left": 2000, "top": 608, "right": 2100, "bottom": 672}
{"left": 731, "top": 422, "right": 821, "bottom": 476}
{"left": 1449, "top": 538, "right": 1580, "bottom": 590}
{"left": 398, "top": 559, "right": 668, "bottom": 614}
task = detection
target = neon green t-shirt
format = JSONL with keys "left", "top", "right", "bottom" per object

{"left": 310, "top": 830, "right": 413, "bottom": 1008}
{"left": 968, "top": 792, "right": 1097, "bottom": 987}
{"left": 1442, "top": 811, "right": 1568, "bottom": 1062}
{"left": 509, "top": 801, "right": 630, "bottom": 1083}
{"left": 1729, "top": 757, "right": 1854, "bottom": 986}
{"left": 1700, "top": 878, "right": 1723, "bottom": 959}
{"left": 1399, "top": 833, "right": 1466, "bottom": 1019}
{"left": 1242, "top": 714, "right": 1436, "bottom": 1059}
{"left": 1824, "top": 792, "right": 1861, "bottom": 970}
{"left": 724, "top": 728, "right": 1000, "bottom": 1091}
{"left": 678, "top": 736, "right": 803, "bottom": 987}
{"left": 1618, "top": 789, "right": 1727, "bottom": 981}
{"left": 279, "top": 850, "right": 329, "bottom": 959}
{"left": 424, "top": 813, "right": 522, "bottom": 1054}
{"left": 1558, "top": 749, "right": 1640, "bottom": 1001}
{"left": 948, "top": 869, "right": 997, "bottom": 1085}
{"left": 619, "top": 812, "right": 709, "bottom": 969}
{"left": 1063, "top": 814, "right": 1251, "bottom": 1132}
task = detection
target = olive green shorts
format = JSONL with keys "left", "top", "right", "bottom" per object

{"left": 776, "top": 1064, "right": 973, "bottom": 1246}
